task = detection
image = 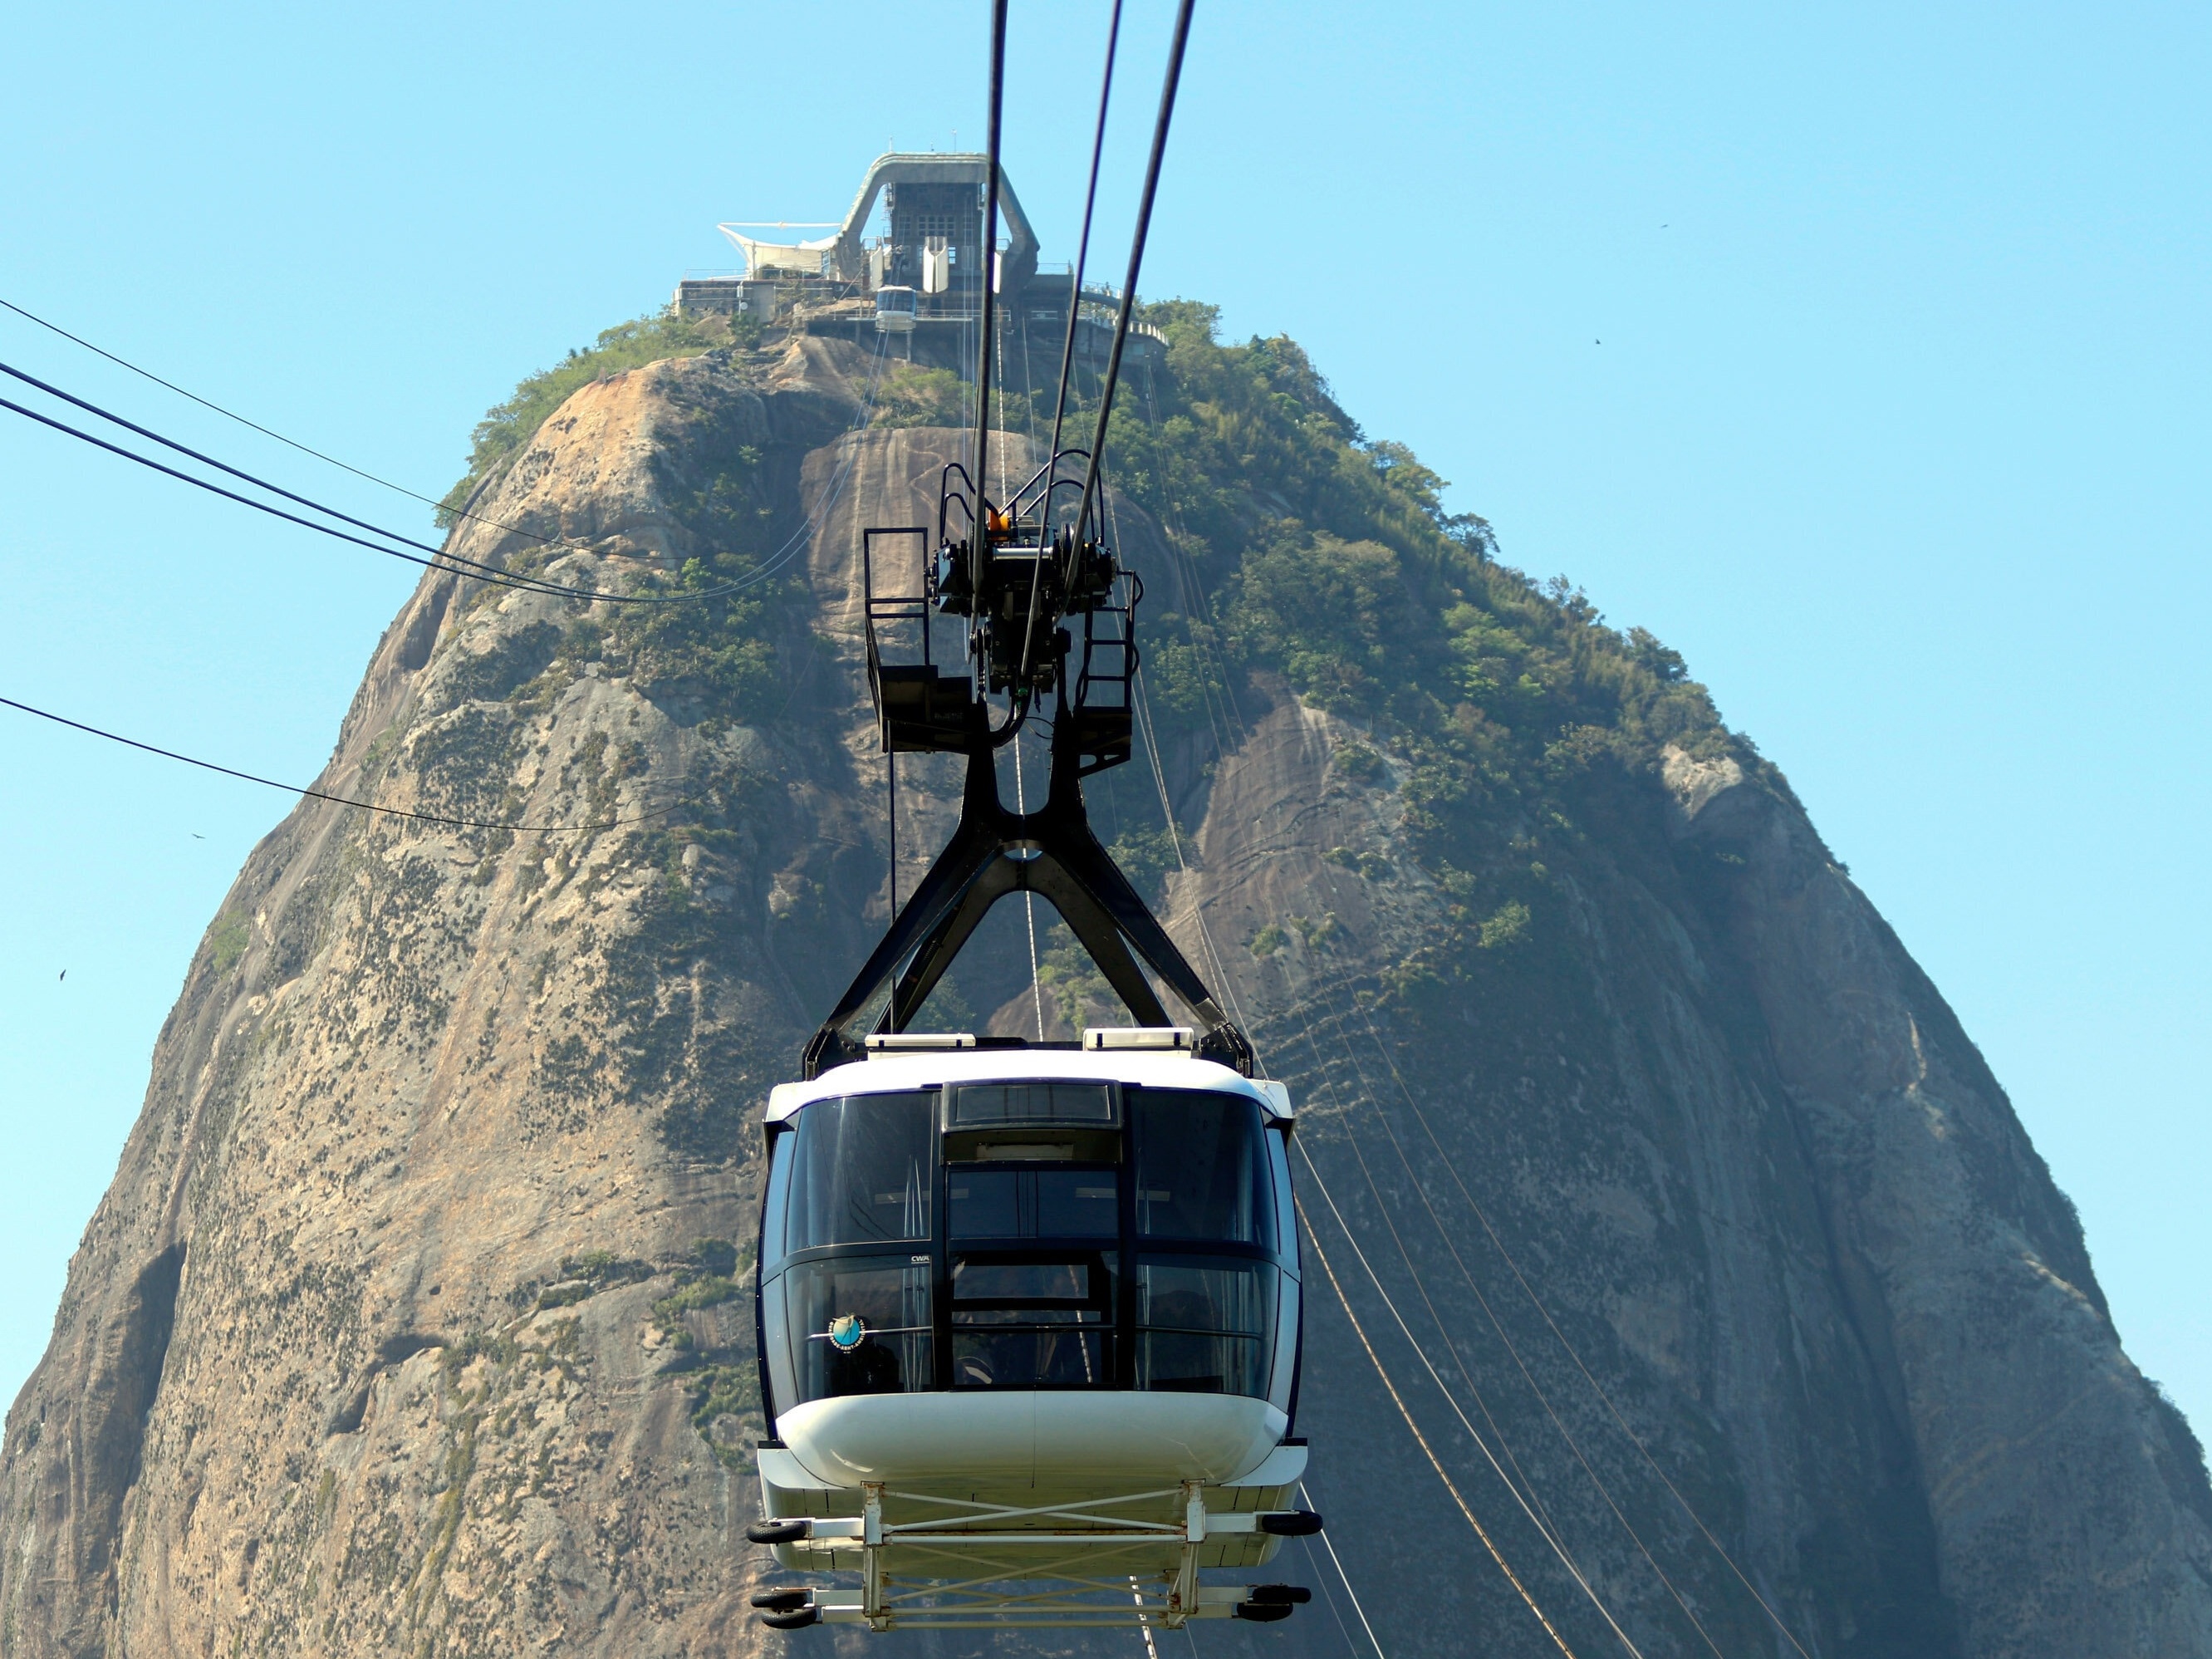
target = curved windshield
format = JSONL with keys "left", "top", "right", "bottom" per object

{"left": 781, "top": 1092, "right": 934, "bottom": 1257}
{"left": 1131, "top": 1090, "right": 1277, "bottom": 1248}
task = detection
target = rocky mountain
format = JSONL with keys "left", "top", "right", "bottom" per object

{"left": 3, "top": 308, "right": 2209, "bottom": 1659}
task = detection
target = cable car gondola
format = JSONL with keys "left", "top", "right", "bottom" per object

{"left": 743, "top": 2, "right": 1304, "bottom": 1626}
{"left": 743, "top": 439, "right": 1317, "bottom": 1630}
{"left": 749, "top": 1032, "right": 1313, "bottom": 1630}
{"left": 873, "top": 284, "right": 918, "bottom": 335}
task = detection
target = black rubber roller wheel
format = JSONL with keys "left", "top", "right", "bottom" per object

{"left": 1258, "top": 1510, "right": 1324, "bottom": 1536}
{"left": 761, "top": 1607, "right": 822, "bottom": 1630}
{"left": 1249, "top": 1585, "right": 1313, "bottom": 1605}
{"left": 751, "top": 1588, "right": 811, "bottom": 1611}
{"left": 746, "top": 1519, "right": 810, "bottom": 1545}
{"left": 1234, "top": 1602, "right": 1295, "bottom": 1622}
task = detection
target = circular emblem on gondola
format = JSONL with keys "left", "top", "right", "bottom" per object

{"left": 828, "top": 1313, "right": 866, "bottom": 1352}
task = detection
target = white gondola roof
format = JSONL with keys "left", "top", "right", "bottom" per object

{"left": 767, "top": 1046, "right": 1292, "bottom": 1126}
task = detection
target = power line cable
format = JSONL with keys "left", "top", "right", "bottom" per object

{"left": 0, "top": 695, "right": 670, "bottom": 833}
{"left": 0, "top": 390, "right": 613, "bottom": 604}
{"left": 0, "top": 360, "right": 645, "bottom": 603}
{"left": 1, "top": 326, "right": 893, "bottom": 608}
{"left": 2, "top": 292, "right": 606, "bottom": 556}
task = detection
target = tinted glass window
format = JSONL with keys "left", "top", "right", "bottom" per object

{"left": 950, "top": 1082, "right": 1115, "bottom": 1126}
{"left": 950, "top": 1170, "right": 1119, "bottom": 1239}
{"left": 1135, "top": 1258, "right": 1277, "bottom": 1398}
{"left": 782, "top": 1093, "right": 934, "bottom": 1256}
{"left": 950, "top": 1252, "right": 1117, "bottom": 1388}
{"left": 785, "top": 1258, "right": 934, "bottom": 1401}
{"left": 1267, "top": 1128, "right": 1298, "bottom": 1263}
{"left": 1131, "top": 1091, "right": 1276, "bottom": 1248}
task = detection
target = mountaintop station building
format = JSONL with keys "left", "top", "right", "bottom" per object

{"left": 677, "top": 152, "right": 1162, "bottom": 379}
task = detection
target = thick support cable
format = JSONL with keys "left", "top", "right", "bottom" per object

{"left": 1046, "top": 0, "right": 1123, "bottom": 468}
{"left": 969, "top": 0, "right": 1010, "bottom": 567}
{"left": 1018, "top": 0, "right": 1123, "bottom": 706}
{"left": 1073, "top": 0, "right": 1196, "bottom": 549}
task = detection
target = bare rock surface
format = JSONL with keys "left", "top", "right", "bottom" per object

{"left": 3, "top": 333, "right": 2208, "bottom": 1659}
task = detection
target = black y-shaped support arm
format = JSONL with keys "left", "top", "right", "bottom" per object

{"left": 802, "top": 709, "right": 1253, "bottom": 1078}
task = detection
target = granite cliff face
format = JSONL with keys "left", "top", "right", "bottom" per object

{"left": 2, "top": 321, "right": 2208, "bottom": 1659}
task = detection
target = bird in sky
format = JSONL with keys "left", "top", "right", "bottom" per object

{"left": 58, "top": 969, "right": 66, "bottom": 981}
{"left": 193, "top": 832, "right": 204, "bottom": 839}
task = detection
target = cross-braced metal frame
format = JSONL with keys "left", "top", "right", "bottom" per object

{"left": 772, "top": 1480, "right": 1304, "bottom": 1630}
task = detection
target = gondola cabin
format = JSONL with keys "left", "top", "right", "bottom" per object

{"left": 873, "top": 284, "right": 919, "bottom": 334}
{"left": 748, "top": 1029, "right": 1316, "bottom": 1630}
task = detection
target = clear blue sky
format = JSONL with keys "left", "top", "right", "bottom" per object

{"left": 2, "top": 2, "right": 2205, "bottom": 1442}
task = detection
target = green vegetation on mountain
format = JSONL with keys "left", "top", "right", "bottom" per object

{"left": 438, "top": 308, "right": 760, "bottom": 525}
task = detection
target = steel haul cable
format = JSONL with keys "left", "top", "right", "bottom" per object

{"left": 1011, "top": 0, "right": 1193, "bottom": 744}
{"left": 1072, "top": 0, "right": 1196, "bottom": 549}
{"left": 1016, "top": 0, "right": 1123, "bottom": 710}
{"left": 1045, "top": 0, "right": 1121, "bottom": 470}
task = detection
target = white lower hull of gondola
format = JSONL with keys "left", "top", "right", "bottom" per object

{"left": 754, "top": 1394, "right": 1313, "bottom": 1629}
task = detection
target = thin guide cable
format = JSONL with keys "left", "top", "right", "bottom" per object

{"left": 1344, "top": 997, "right": 1812, "bottom": 1659}
{"left": 0, "top": 695, "right": 669, "bottom": 833}
{"left": 1297, "top": 1140, "right": 1645, "bottom": 1657}
{"left": 1297, "top": 1194, "right": 1582, "bottom": 1659}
